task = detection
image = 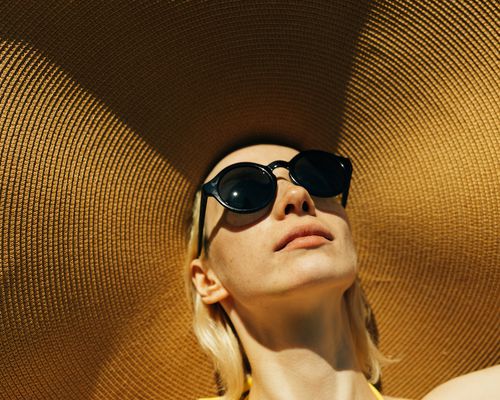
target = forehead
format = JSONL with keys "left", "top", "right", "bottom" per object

{"left": 204, "top": 144, "right": 300, "bottom": 183}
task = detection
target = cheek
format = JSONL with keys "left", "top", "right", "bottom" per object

{"left": 339, "top": 228, "right": 358, "bottom": 272}
{"left": 210, "top": 230, "right": 264, "bottom": 285}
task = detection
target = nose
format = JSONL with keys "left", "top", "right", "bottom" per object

{"left": 272, "top": 175, "right": 316, "bottom": 220}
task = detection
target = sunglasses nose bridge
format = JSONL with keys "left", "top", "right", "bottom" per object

{"left": 268, "top": 160, "right": 288, "bottom": 169}
{"left": 267, "top": 160, "right": 289, "bottom": 174}
{"left": 266, "top": 160, "right": 293, "bottom": 187}
{"left": 267, "top": 160, "right": 290, "bottom": 171}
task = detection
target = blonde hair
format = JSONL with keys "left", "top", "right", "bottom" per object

{"left": 184, "top": 188, "right": 400, "bottom": 400}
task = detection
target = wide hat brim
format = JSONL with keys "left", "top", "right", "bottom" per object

{"left": 1, "top": 1, "right": 498, "bottom": 399}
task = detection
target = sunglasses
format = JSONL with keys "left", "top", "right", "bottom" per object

{"left": 196, "top": 149, "right": 352, "bottom": 257}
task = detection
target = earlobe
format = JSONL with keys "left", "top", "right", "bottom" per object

{"left": 190, "top": 258, "right": 229, "bottom": 304}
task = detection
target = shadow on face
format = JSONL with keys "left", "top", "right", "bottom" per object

{"left": 202, "top": 143, "right": 351, "bottom": 257}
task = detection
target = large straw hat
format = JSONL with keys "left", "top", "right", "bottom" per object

{"left": 1, "top": 1, "right": 498, "bottom": 399}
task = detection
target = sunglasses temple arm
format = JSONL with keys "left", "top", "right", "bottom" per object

{"left": 341, "top": 159, "right": 353, "bottom": 208}
{"left": 197, "top": 189, "right": 208, "bottom": 258}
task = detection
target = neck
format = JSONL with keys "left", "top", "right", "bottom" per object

{"left": 223, "top": 286, "right": 378, "bottom": 400}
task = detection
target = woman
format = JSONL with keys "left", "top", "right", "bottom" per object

{"left": 184, "top": 142, "right": 499, "bottom": 400}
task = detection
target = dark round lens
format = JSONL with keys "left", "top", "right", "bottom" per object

{"left": 218, "top": 166, "right": 275, "bottom": 211}
{"left": 293, "top": 152, "right": 345, "bottom": 197}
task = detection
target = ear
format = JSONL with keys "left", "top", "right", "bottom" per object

{"left": 190, "top": 257, "right": 229, "bottom": 304}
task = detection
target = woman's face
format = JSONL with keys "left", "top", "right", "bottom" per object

{"left": 191, "top": 144, "right": 358, "bottom": 309}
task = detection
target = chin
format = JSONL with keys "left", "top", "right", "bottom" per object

{"left": 288, "top": 254, "right": 357, "bottom": 287}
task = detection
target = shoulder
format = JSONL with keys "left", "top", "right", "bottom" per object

{"left": 421, "top": 365, "right": 500, "bottom": 400}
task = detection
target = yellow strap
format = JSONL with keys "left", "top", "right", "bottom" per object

{"left": 369, "top": 382, "right": 385, "bottom": 400}
{"left": 198, "top": 379, "right": 384, "bottom": 400}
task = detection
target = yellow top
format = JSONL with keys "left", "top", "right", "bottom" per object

{"left": 198, "top": 375, "right": 384, "bottom": 400}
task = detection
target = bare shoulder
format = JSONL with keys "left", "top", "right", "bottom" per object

{"left": 421, "top": 365, "right": 500, "bottom": 400}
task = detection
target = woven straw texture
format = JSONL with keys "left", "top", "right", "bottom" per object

{"left": 1, "top": 1, "right": 498, "bottom": 399}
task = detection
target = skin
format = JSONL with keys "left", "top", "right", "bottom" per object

{"left": 421, "top": 365, "right": 500, "bottom": 400}
{"left": 190, "top": 144, "right": 377, "bottom": 400}
{"left": 190, "top": 143, "right": 498, "bottom": 400}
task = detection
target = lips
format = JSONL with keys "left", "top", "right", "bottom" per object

{"left": 274, "top": 223, "right": 334, "bottom": 252}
